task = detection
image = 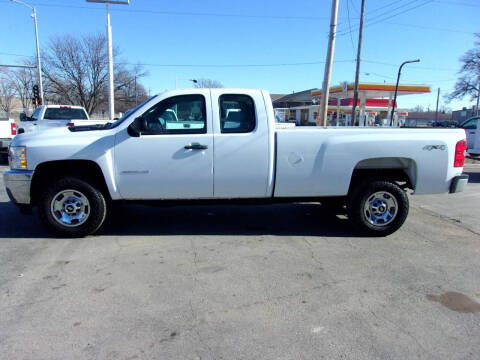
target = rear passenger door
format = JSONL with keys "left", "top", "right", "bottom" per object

{"left": 211, "top": 90, "right": 272, "bottom": 198}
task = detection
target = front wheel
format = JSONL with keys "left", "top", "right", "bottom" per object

{"left": 347, "top": 180, "right": 409, "bottom": 236}
{"left": 38, "top": 177, "right": 107, "bottom": 237}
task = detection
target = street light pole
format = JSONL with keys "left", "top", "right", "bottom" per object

{"left": 10, "top": 0, "right": 44, "bottom": 101}
{"left": 86, "top": 0, "right": 129, "bottom": 120}
{"left": 106, "top": 3, "right": 114, "bottom": 120}
{"left": 390, "top": 59, "right": 420, "bottom": 126}
{"left": 175, "top": 77, "right": 198, "bottom": 89}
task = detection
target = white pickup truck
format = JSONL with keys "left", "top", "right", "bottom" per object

{"left": 4, "top": 89, "right": 468, "bottom": 237}
{"left": 18, "top": 105, "right": 109, "bottom": 133}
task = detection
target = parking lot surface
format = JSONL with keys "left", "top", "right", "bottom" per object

{"left": 1, "top": 163, "right": 479, "bottom": 360}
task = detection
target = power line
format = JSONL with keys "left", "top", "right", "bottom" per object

{"left": 117, "top": 59, "right": 355, "bottom": 68}
{"left": 433, "top": 0, "right": 480, "bottom": 8}
{"left": 338, "top": 0, "right": 434, "bottom": 36}
{"left": 384, "top": 21, "right": 476, "bottom": 34}
{"left": 337, "top": 0, "right": 422, "bottom": 33}
{"left": 0, "top": 52, "right": 355, "bottom": 68}
{"left": 0, "top": 1, "right": 331, "bottom": 21}
{"left": 363, "top": 59, "right": 457, "bottom": 71}
{"left": 346, "top": 0, "right": 356, "bottom": 53}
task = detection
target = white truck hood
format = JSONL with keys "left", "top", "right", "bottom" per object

{"left": 11, "top": 126, "right": 116, "bottom": 171}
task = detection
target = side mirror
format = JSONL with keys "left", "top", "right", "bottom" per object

{"left": 128, "top": 116, "right": 148, "bottom": 137}
{"left": 19, "top": 113, "right": 27, "bottom": 122}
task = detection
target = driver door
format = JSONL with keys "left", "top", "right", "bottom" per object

{"left": 114, "top": 91, "right": 214, "bottom": 199}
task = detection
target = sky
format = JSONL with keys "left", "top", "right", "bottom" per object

{"left": 0, "top": 0, "right": 478, "bottom": 111}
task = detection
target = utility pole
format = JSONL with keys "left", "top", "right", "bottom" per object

{"left": 10, "top": 0, "right": 44, "bottom": 102}
{"left": 134, "top": 75, "right": 137, "bottom": 106}
{"left": 318, "top": 0, "right": 339, "bottom": 127}
{"left": 351, "top": 0, "right": 365, "bottom": 126}
{"left": 435, "top": 87, "right": 440, "bottom": 125}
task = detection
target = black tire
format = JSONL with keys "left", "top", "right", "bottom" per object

{"left": 347, "top": 180, "right": 409, "bottom": 236}
{"left": 38, "top": 177, "right": 107, "bottom": 237}
{"left": 0, "top": 152, "right": 8, "bottom": 165}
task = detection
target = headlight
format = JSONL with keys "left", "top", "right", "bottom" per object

{"left": 9, "top": 146, "right": 27, "bottom": 170}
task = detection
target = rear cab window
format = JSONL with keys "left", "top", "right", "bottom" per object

{"left": 219, "top": 94, "right": 256, "bottom": 133}
{"left": 44, "top": 107, "right": 88, "bottom": 120}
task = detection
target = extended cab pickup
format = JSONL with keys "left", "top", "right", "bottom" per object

{"left": 19, "top": 105, "right": 109, "bottom": 133}
{"left": 4, "top": 89, "right": 469, "bottom": 237}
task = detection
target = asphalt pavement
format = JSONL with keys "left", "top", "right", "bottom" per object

{"left": 0, "top": 162, "right": 479, "bottom": 360}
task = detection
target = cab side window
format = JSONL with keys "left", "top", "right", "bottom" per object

{"left": 141, "top": 94, "right": 206, "bottom": 135}
{"left": 219, "top": 94, "right": 256, "bottom": 133}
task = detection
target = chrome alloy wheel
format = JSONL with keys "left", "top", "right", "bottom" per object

{"left": 50, "top": 189, "right": 90, "bottom": 227}
{"left": 363, "top": 191, "right": 398, "bottom": 226}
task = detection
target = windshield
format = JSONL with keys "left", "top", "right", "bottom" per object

{"left": 44, "top": 107, "right": 88, "bottom": 120}
{"left": 31, "top": 107, "right": 42, "bottom": 121}
{"left": 106, "top": 96, "right": 157, "bottom": 129}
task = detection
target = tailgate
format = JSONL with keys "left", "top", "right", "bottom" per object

{"left": 0, "top": 118, "right": 13, "bottom": 139}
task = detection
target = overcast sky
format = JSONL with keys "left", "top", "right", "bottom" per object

{"left": 0, "top": 0, "right": 478, "bottom": 110}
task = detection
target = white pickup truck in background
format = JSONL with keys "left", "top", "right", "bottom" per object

{"left": 18, "top": 105, "right": 109, "bottom": 133}
{"left": 4, "top": 89, "right": 469, "bottom": 237}
{"left": 0, "top": 115, "right": 17, "bottom": 161}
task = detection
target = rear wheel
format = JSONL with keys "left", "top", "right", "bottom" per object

{"left": 347, "top": 180, "right": 409, "bottom": 236}
{"left": 38, "top": 177, "right": 107, "bottom": 237}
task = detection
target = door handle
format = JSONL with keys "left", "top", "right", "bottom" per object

{"left": 185, "top": 143, "right": 208, "bottom": 150}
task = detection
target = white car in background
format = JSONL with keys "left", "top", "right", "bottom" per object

{"left": 459, "top": 116, "right": 478, "bottom": 150}
{"left": 0, "top": 116, "right": 17, "bottom": 161}
{"left": 19, "top": 105, "right": 109, "bottom": 133}
{"left": 464, "top": 116, "right": 480, "bottom": 156}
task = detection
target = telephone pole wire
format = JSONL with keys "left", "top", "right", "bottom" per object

{"left": 318, "top": 0, "right": 339, "bottom": 127}
{"left": 351, "top": 0, "right": 365, "bottom": 126}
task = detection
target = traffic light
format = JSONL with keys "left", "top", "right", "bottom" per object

{"left": 32, "top": 85, "right": 42, "bottom": 107}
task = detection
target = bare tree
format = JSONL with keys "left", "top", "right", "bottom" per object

{"left": 194, "top": 78, "right": 224, "bottom": 88}
{"left": 9, "top": 63, "right": 35, "bottom": 111}
{"left": 447, "top": 33, "right": 480, "bottom": 107}
{"left": 0, "top": 70, "right": 16, "bottom": 114}
{"left": 42, "top": 33, "right": 146, "bottom": 114}
{"left": 411, "top": 105, "right": 424, "bottom": 112}
{"left": 114, "top": 65, "right": 149, "bottom": 113}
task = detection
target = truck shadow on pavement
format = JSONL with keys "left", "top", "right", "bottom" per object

{"left": 0, "top": 201, "right": 361, "bottom": 238}
{"left": 98, "top": 203, "right": 360, "bottom": 238}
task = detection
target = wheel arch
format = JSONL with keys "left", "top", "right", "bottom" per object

{"left": 31, "top": 160, "right": 111, "bottom": 205}
{"left": 349, "top": 157, "right": 417, "bottom": 193}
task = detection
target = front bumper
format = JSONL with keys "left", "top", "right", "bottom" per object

{"left": 0, "top": 138, "right": 11, "bottom": 151}
{"left": 3, "top": 169, "right": 34, "bottom": 204}
{"left": 450, "top": 175, "right": 469, "bottom": 193}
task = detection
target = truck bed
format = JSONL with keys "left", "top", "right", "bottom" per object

{"left": 274, "top": 127, "right": 466, "bottom": 196}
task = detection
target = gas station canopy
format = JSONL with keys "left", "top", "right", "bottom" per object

{"left": 311, "top": 83, "right": 431, "bottom": 99}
